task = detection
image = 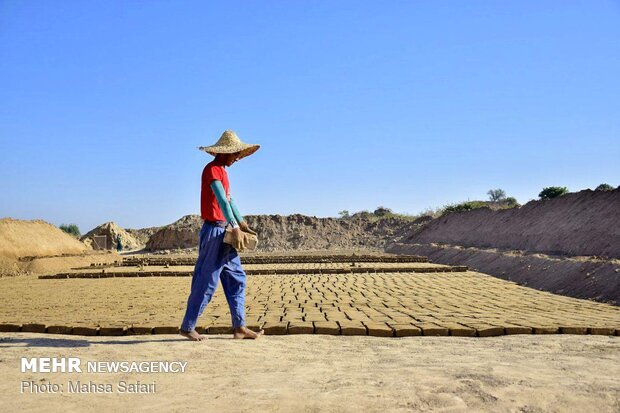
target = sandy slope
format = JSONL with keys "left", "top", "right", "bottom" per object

{"left": 1, "top": 333, "right": 619, "bottom": 413}
{"left": 0, "top": 218, "right": 89, "bottom": 259}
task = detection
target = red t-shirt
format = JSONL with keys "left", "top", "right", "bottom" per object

{"left": 200, "top": 160, "right": 230, "bottom": 222}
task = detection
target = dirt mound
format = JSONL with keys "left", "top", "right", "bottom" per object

{"left": 0, "top": 218, "right": 89, "bottom": 259}
{"left": 81, "top": 222, "right": 142, "bottom": 251}
{"left": 145, "top": 215, "right": 203, "bottom": 251}
{"left": 125, "top": 226, "right": 163, "bottom": 245}
{"left": 145, "top": 214, "right": 421, "bottom": 251}
{"left": 401, "top": 189, "right": 620, "bottom": 259}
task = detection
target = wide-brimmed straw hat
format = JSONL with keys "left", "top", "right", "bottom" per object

{"left": 198, "top": 130, "right": 260, "bottom": 160}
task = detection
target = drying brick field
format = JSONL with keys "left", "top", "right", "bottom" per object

{"left": 1, "top": 253, "right": 618, "bottom": 337}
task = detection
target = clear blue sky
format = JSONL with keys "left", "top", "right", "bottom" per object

{"left": 1, "top": 1, "right": 619, "bottom": 233}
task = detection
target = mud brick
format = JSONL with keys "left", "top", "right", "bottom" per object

{"left": 476, "top": 326, "right": 505, "bottom": 337}
{"left": 152, "top": 326, "right": 179, "bottom": 334}
{"left": 128, "top": 326, "right": 154, "bottom": 335}
{"left": 590, "top": 327, "right": 615, "bottom": 335}
{"left": 533, "top": 326, "right": 559, "bottom": 334}
{"left": 0, "top": 323, "right": 21, "bottom": 332}
{"left": 47, "top": 325, "right": 73, "bottom": 334}
{"left": 245, "top": 323, "right": 264, "bottom": 333}
{"left": 263, "top": 321, "right": 288, "bottom": 335}
{"left": 389, "top": 318, "right": 416, "bottom": 326}
{"left": 304, "top": 315, "right": 327, "bottom": 322}
{"left": 338, "top": 321, "right": 367, "bottom": 336}
{"left": 391, "top": 324, "right": 422, "bottom": 337}
{"left": 504, "top": 326, "right": 533, "bottom": 335}
{"left": 72, "top": 326, "right": 99, "bottom": 336}
{"left": 288, "top": 322, "right": 314, "bottom": 334}
{"left": 262, "top": 316, "right": 283, "bottom": 323}
{"left": 364, "top": 322, "right": 394, "bottom": 337}
{"left": 448, "top": 325, "right": 476, "bottom": 337}
{"left": 207, "top": 324, "right": 233, "bottom": 334}
{"left": 21, "top": 323, "right": 46, "bottom": 333}
{"left": 326, "top": 315, "right": 350, "bottom": 323}
{"left": 418, "top": 324, "right": 449, "bottom": 336}
{"left": 99, "top": 326, "right": 127, "bottom": 336}
{"left": 314, "top": 321, "right": 340, "bottom": 335}
{"left": 560, "top": 326, "right": 588, "bottom": 335}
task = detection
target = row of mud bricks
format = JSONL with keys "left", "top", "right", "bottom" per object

{"left": 40, "top": 266, "right": 468, "bottom": 279}
{"left": 2, "top": 322, "right": 618, "bottom": 337}
{"left": 120, "top": 255, "right": 429, "bottom": 266}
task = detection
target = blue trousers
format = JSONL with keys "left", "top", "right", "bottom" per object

{"left": 180, "top": 221, "right": 246, "bottom": 331}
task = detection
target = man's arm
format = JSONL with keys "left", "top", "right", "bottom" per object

{"left": 229, "top": 198, "right": 244, "bottom": 225}
{"left": 210, "top": 180, "right": 238, "bottom": 228}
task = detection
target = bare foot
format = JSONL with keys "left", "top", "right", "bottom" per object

{"left": 179, "top": 329, "right": 207, "bottom": 341}
{"left": 233, "top": 326, "right": 264, "bottom": 339}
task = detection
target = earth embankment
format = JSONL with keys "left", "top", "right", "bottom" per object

{"left": 398, "top": 189, "right": 620, "bottom": 258}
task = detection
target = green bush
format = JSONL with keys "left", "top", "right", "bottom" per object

{"left": 338, "top": 210, "right": 350, "bottom": 218}
{"left": 352, "top": 210, "right": 372, "bottom": 220}
{"left": 503, "top": 197, "right": 519, "bottom": 207}
{"left": 442, "top": 201, "right": 489, "bottom": 214}
{"left": 59, "top": 223, "right": 81, "bottom": 238}
{"left": 595, "top": 183, "right": 614, "bottom": 191}
{"left": 538, "top": 186, "right": 568, "bottom": 200}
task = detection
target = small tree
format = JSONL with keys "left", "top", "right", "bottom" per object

{"left": 539, "top": 186, "right": 568, "bottom": 200}
{"left": 595, "top": 183, "right": 614, "bottom": 191}
{"left": 338, "top": 210, "right": 350, "bottom": 219}
{"left": 373, "top": 206, "right": 392, "bottom": 217}
{"left": 487, "top": 188, "right": 506, "bottom": 202}
{"left": 59, "top": 223, "right": 81, "bottom": 238}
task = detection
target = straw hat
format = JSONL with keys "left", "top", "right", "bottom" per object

{"left": 198, "top": 130, "right": 260, "bottom": 160}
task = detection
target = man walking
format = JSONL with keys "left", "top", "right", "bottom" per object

{"left": 179, "top": 130, "right": 263, "bottom": 341}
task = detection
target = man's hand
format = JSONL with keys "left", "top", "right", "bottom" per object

{"left": 239, "top": 221, "right": 257, "bottom": 236}
{"left": 231, "top": 227, "right": 247, "bottom": 251}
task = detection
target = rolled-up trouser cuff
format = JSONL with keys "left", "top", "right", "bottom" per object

{"left": 232, "top": 316, "right": 245, "bottom": 329}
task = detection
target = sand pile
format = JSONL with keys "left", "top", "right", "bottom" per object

{"left": 0, "top": 218, "right": 93, "bottom": 277}
{"left": 81, "top": 222, "right": 142, "bottom": 251}
{"left": 0, "top": 218, "right": 89, "bottom": 259}
{"left": 145, "top": 214, "right": 421, "bottom": 251}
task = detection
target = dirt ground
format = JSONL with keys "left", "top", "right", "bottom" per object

{"left": 1, "top": 333, "right": 619, "bottom": 413}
